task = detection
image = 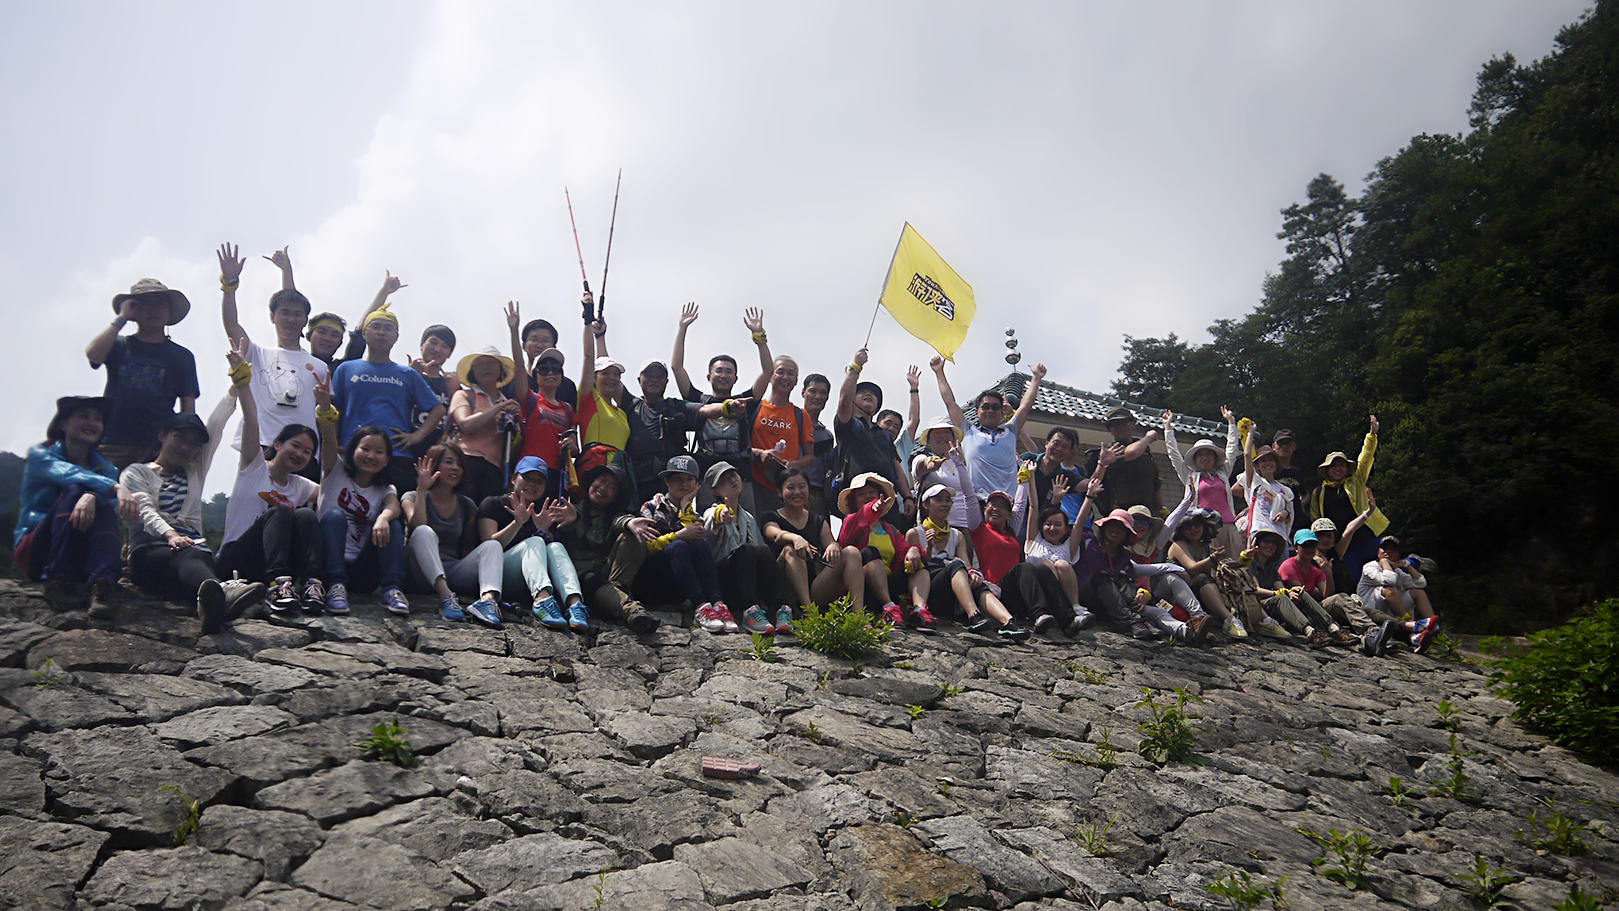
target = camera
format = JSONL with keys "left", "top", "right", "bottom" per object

{"left": 497, "top": 411, "right": 520, "bottom": 433}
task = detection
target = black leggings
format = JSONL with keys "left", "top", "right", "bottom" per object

{"left": 716, "top": 543, "right": 786, "bottom": 609}
{"left": 217, "top": 506, "right": 321, "bottom": 583}
{"left": 130, "top": 542, "right": 219, "bottom": 599}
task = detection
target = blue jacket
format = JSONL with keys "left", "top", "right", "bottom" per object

{"left": 14, "top": 443, "right": 118, "bottom": 547}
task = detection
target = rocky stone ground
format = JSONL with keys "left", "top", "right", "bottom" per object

{"left": 0, "top": 577, "right": 1616, "bottom": 910}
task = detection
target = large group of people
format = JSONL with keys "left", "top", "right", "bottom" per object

{"left": 14, "top": 243, "right": 1440, "bottom": 657}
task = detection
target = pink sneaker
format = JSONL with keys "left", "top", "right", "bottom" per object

{"left": 695, "top": 602, "right": 727, "bottom": 634}
{"left": 880, "top": 603, "right": 905, "bottom": 625}
{"left": 716, "top": 602, "right": 739, "bottom": 634}
{"left": 909, "top": 605, "right": 937, "bottom": 632}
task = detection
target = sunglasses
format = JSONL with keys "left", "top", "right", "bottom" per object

{"left": 535, "top": 364, "right": 563, "bottom": 375}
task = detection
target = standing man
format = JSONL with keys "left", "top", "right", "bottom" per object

{"left": 930, "top": 356, "right": 1045, "bottom": 500}
{"left": 799, "top": 373, "right": 837, "bottom": 519}
{"left": 833, "top": 347, "right": 913, "bottom": 518}
{"left": 85, "top": 278, "right": 199, "bottom": 470}
{"left": 330, "top": 305, "right": 445, "bottom": 494}
{"left": 218, "top": 243, "right": 327, "bottom": 481}
{"left": 1269, "top": 428, "right": 1309, "bottom": 533}
{"left": 671, "top": 303, "right": 772, "bottom": 498}
{"left": 1084, "top": 405, "right": 1162, "bottom": 515}
{"left": 626, "top": 357, "right": 705, "bottom": 503}
{"left": 745, "top": 355, "right": 815, "bottom": 512}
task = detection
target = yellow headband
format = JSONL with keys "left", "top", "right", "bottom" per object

{"left": 361, "top": 303, "right": 398, "bottom": 328}
{"left": 308, "top": 316, "right": 344, "bottom": 334}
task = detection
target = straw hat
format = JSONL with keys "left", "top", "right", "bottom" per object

{"left": 837, "top": 472, "right": 896, "bottom": 516}
{"left": 1187, "top": 439, "right": 1224, "bottom": 468}
{"left": 456, "top": 346, "right": 517, "bottom": 388}
{"left": 918, "top": 415, "right": 964, "bottom": 446}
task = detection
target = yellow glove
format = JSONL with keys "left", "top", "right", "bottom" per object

{"left": 228, "top": 361, "right": 252, "bottom": 388}
{"left": 1016, "top": 465, "right": 1033, "bottom": 485}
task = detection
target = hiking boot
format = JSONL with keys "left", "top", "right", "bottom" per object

{"left": 197, "top": 579, "right": 228, "bottom": 635}
{"left": 997, "top": 619, "right": 1032, "bottom": 642}
{"left": 627, "top": 608, "right": 660, "bottom": 634}
{"left": 564, "top": 600, "right": 590, "bottom": 632}
{"left": 1253, "top": 616, "right": 1291, "bottom": 639}
{"left": 325, "top": 582, "right": 350, "bottom": 615}
{"left": 439, "top": 595, "right": 466, "bottom": 622}
{"left": 43, "top": 577, "right": 88, "bottom": 612}
{"left": 270, "top": 576, "right": 300, "bottom": 615}
{"left": 1305, "top": 628, "right": 1331, "bottom": 650}
{"left": 1065, "top": 608, "right": 1095, "bottom": 634}
{"left": 221, "top": 575, "right": 267, "bottom": 621}
{"left": 880, "top": 603, "right": 906, "bottom": 626}
{"left": 1186, "top": 613, "right": 1213, "bottom": 646}
{"left": 1222, "top": 615, "right": 1249, "bottom": 639}
{"left": 532, "top": 594, "right": 567, "bottom": 629}
{"left": 741, "top": 605, "right": 774, "bottom": 635}
{"left": 1031, "top": 613, "right": 1056, "bottom": 633}
{"left": 87, "top": 580, "right": 116, "bottom": 620}
{"left": 964, "top": 614, "right": 996, "bottom": 635}
{"left": 774, "top": 606, "right": 795, "bottom": 633}
{"left": 1328, "top": 628, "right": 1360, "bottom": 647}
{"left": 465, "top": 595, "right": 503, "bottom": 629}
{"left": 1412, "top": 617, "right": 1440, "bottom": 654}
{"left": 300, "top": 578, "right": 326, "bottom": 614}
{"left": 908, "top": 605, "right": 937, "bottom": 632}
{"left": 1131, "top": 619, "right": 1165, "bottom": 640}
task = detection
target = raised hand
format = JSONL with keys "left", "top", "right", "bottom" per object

{"left": 308, "top": 365, "right": 332, "bottom": 408}
{"left": 262, "top": 246, "right": 291, "bottom": 272}
{"left": 929, "top": 355, "right": 945, "bottom": 373}
{"left": 678, "top": 302, "right": 700, "bottom": 327}
{"left": 1220, "top": 404, "right": 1234, "bottom": 423}
{"left": 1086, "top": 477, "right": 1105, "bottom": 498}
{"left": 217, "top": 243, "right": 245, "bottom": 286}
{"left": 907, "top": 364, "right": 921, "bottom": 390}
{"left": 1050, "top": 473, "right": 1071, "bottom": 502}
{"left": 1030, "top": 362, "right": 1047, "bottom": 381}
{"left": 1098, "top": 442, "right": 1125, "bottom": 467}
{"left": 380, "top": 270, "right": 406, "bottom": 295}
{"left": 1365, "top": 489, "right": 1377, "bottom": 513}
{"left": 1369, "top": 413, "right": 1380, "bottom": 435}
{"left": 507, "top": 496, "right": 538, "bottom": 527}
{"left": 743, "top": 307, "right": 765, "bottom": 335}
{"left": 1162, "top": 409, "right": 1174, "bottom": 425}
{"left": 872, "top": 494, "right": 894, "bottom": 517}
{"left": 415, "top": 456, "right": 441, "bottom": 492}
{"left": 505, "top": 300, "right": 521, "bottom": 331}
{"left": 590, "top": 317, "right": 607, "bottom": 337}
{"left": 853, "top": 347, "right": 869, "bottom": 367}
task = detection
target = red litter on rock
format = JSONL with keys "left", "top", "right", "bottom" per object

{"left": 701, "top": 756, "right": 761, "bottom": 779}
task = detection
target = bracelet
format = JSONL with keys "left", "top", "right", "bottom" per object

{"left": 220, "top": 278, "right": 240, "bottom": 291}
{"left": 847, "top": 362, "right": 863, "bottom": 373}
{"left": 1137, "top": 588, "right": 1152, "bottom": 599}
{"left": 315, "top": 404, "right": 340, "bottom": 425}
{"left": 909, "top": 388, "right": 920, "bottom": 394}
{"left": 227, "top": 361, "right": 252, "bottom": 388}
{"left": 751, "top": 331, "right": 768, "bottom": 344}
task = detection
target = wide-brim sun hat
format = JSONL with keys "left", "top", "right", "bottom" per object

{"left": 918, "top": 416, "right": 964, "bottom": 446}
{"left": 1317, "top": 451, "right": 1352, "bottom": 477}
{"left": 837, "top": 471, "right": 896, "bottom": 516}
{"left": 47, "top": 395, "right": 112, "bottom": 441}
{"left": 112, "top": 279, "right": 190, "bottom": 326}
{"left": 1187, "top": 439, "right": 1224, "bottom": 467}
{"left": 1094, "top": 508, "right": 1139, "bottom": 544}
{"left": 456, "top": 346, "right": 517, "bottom": 389}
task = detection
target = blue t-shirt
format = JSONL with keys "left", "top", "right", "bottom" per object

{"left": 332, "top": 360, "right": 442, "bottom": 457}
{"left": 100, "top": 336, "right": 200, "bottom": 446}
{"left": 963, "top": 421, "right": 1022, "bottom": 498}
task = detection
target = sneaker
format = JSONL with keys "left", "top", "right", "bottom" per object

{"left": 1361, "top": 626, "right": 1385, "bottom": 656}
{"left": 1131, "top": 619, "right": 1166, "bottom": 641}
{"left": 197, "top": 579, "right": 227, "bottom": 635}
{"left": 1065, "top": 608, "right": 1095, "bottom": 634}
{"left": 299, "top": 578, "right": 326, "bottom": 613}
{"left": 466, "top": 595, "right": 503, "bottom": 628}
{"left": 909, "top": 605, "right": 937, "bottom": 632}
{"left": 692, "top": 601, "right": 725, "bottom": 637}
{"left": 1186, "top": 614, "right": 1213, "bottom": 646}
{"left": 1329, "top": 628, "right": 1360, "bottom": 647}
{"left": 1032, "top": 613, "right": 1056, "bottom": 633}
{"left": 997, "top": 619, "right": 1031, "bottom": 642}
{"left": 325, "top": 583, "right": 350, "bottom": 615}
{"left": 1378, "top": 619, "right": 1402, "bottom": 655}
{"left": 380, "top": 587, "right": 411, "bottom": 617}
{"left": 880, "top": 603, "right": 906, "bottom": 626}
{"left": 271, "top": 576, "right": 300, "bottom": 614}
{"left": 87, "top": 580, "right": 116, "bottom": 620}
{"left": 1305, "top": 628, "right": 1331, "bottom": 650}
{"left": 774, "top": 606, "right": 795, "bottom": 634}
{"left": 565, "top": 600, "right": 590, "bottom": 632}
{"left": 221, "top": 575, "right": 267, "bottom": 621}
{"left": 439, "top": 595, "right": 466, "bottom": 622}
{"left": 964, "top": 614, "right": 995, "bottom": 635}
{"left": 741, "top": 605, "right": 774, "bottom": 635}
{"left": 1254, "top": 616, "right": 1291, "bottom": 639}
{"left": 1412, "top": 617, "right": 1440, "bottom": 655}
{"left": 627, "top": 609, "right": 660, "bottom": 634}
{"left": 532, "top": 594, "right": 567, "bottom": 629}
{"left": 1222, "top": 616, "right": 1249, "bottom": 639}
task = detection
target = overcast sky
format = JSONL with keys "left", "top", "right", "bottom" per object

{"left": 0, "top": 0, "right": 1590, "bottom": 491}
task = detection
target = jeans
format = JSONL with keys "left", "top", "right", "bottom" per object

{"left": 129, "top": 542, "right": 219, "bottom": 599}
{"left": 217, "top": 506, "right": 321, "bottom": 583}
{"left": 19, "top": 485, "right": 121, "bottom": 584}
{"left": 501, "top": 536, "right": 583, "bottom": 603}
{"left": 636, "top": 539, "right": 724, "bottom": 607}
{"left": 319, "top": 510, "right": 404, "bottom": 591}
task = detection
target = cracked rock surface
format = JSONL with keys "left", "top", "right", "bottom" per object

{"left": 0, "top": 577, "right": 1615, "bottom": 910}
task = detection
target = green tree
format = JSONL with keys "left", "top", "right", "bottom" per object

{"left": 1111, "top": 334, "right": 1191, "bottom": 404}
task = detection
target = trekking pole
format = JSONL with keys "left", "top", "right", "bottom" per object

{"left": 565, "top": 187, "right": 592, "bottom": 323}
{"left": 598, "top": 169, "right": 621, "bottom": 320}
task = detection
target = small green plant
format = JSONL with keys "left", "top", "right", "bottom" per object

{"left": 1206, "top": 867, "right": 1288, "bottom": 910}
{"left": 1435, "top": 699, "right": 1462, "bottom": 731}
{"left": 1074, "top": 814, "right": 1117, "bottom": 857}
{"left": 847, "top": 660, "right": 865, "bottom": 678}
{"left": 904, "top": 703, "right": 926, "bottom": 719}
{"left": 1384, "top": 775, "right": 1409, "bottom": 808}
{"left": 1300, "top": 827, "right": 1383, "bottom": 891}
{"left": 355, "top": 717, "right": 418, "bottom": 767}
{"left": 1320, "top": 745, "right": 1332, "bottom": 762}
{"left": 1064, "top": 661, "right": 1111, "bottom": 685}
{"left": 1554, "top": 885, "right": 1605, "bottom": 911}
{"left": 941, "top": 682, "right": 964, "bottom": 698}
{"left": 745, "top": 632, "right": 779, "bottom": 662}
{"left": 791, "top": 596, "right": 890, "bottom": 660}
{"left": 30, "top": 657, "right": 64, "bottom": 687}
{"left": 1516, "top": 797, "right": 1594, "bottom": 856}
{"left": 893, "top": 661, "right": 914, "bottom": 670}
{"left": 816, "top": 670, "right": 831, "bottom": 690}
{"left": 1432, "top": 732, "right": 1475, "bottom": 802}
{"left": 802, "top": 721, "right": 822, "bottom": 744}
{"left": 1134, "top": 687, "right": 1203, "bottom": 764}
{"left": 703, "top": 709, "right": 728, "bottom": 726}
{"left": 936, "top": 778, "right": 953, "bottom": 797}
{"left": 158, "top": 785, "right": 201, "bottom": 846}
{"left": 923, "top": 898, "right": 947, "bottom": 910}
{"left": 1052, "top": 727, "right": 1120, "bottom": 770}
{"left": 1457, "top": 854, "right": 1520, "bottom": 909}
{"left": 1491, "top": 599, "right": 1619, "bottom": 764}
{"left": 895, "top": 809, "right": 917, "bottom": 829}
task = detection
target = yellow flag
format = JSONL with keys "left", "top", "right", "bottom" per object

{"left": 878, "top": 223, "right": 977, "bottom": 361}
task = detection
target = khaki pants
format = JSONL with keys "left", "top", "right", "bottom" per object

{"left": 578, "top": 531, "right": 648, "bottom": 623}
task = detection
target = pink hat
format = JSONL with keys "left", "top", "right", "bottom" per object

{"left": 1094, "top": 508, "right": 1138, "bottom": 544}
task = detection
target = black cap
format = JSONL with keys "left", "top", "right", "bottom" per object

{"left": 855, "top": 381, "right": 883, "bottom": 409}
{"left": 162, "top": 412, "right": 211, "bottom": 444}
{"left": 46, "top": 396, "right": 111, "bottom": 442}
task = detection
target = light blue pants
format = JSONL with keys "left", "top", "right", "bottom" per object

{"left": 502, "top": 537, "right": 583, "bottom": 603}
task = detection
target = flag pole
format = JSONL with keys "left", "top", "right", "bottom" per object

{"left": 866, "top": 222, "right": 908, "bottom": 348}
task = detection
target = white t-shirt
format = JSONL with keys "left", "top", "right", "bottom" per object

{"left": 1025, "top": 534, "right": 1072, "bottom": 566}
{"left": 1243, "top": 475, "right": 1293, "bottom": 545}
{"left": 318, "top": 463, "right": 396, "bottom": 561}
{"left": 222, "top": 457, "right": 320, "bottom": 547}
{"left": 234, "top": 340, "right": 327, "bottom": 449}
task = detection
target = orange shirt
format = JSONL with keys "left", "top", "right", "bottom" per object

{"left": 750, "top": 399, "right": 813, "bottom": 490}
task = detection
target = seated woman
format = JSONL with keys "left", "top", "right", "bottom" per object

{"left": 637, "top": 455, "right": 727, "bottom": 622}
{"left": 123, "top": 356, "right": 265, "bottom": 633}
{"left": 450, "top": 345, "right": 524, "bottom": 504}
{"left": 909, "top": 484, "right": 1029, "bottom": 640}
{"left": 216, "top": 357, "right": 322, "bottom": 618}
{"left": 315, "top": 421, "right": 407, "bottom": 617}
{"left": 403, "top": 442, "right": 505, "bottom": 625}
{"left": 970, "top": 489, "right": 1069, "bottom": 633}
{"left": 1166, "top": 507, "right": 1249, "bottom": 638}
{"left": 763, "top": 467, "right": 862, "bottom": 630}
{"left": 477, "top": 457, "right": 584, "bottom": 631}
{"left": 701, "top": 462, "right": 788, "bottom": 635}
{"left": 1018, "top": 451, "right": 1114, "bottom": 634}
{"left": 1087, "top": 507, "right": 1211, "bottom": 644}
{"left": 551, "top": 463, "right": 659, "bottom": 633}
{"left": 835, "top": 472, "right": 929, "bottom": 628}
{"left": 14, "top": 395, "right": 137, "bottom": 617}
{"left": 1247, "top": 529, "right": 1341, "bottom": 645}
{"left": 909, "top": 416, "right": 978, "bottom": 529}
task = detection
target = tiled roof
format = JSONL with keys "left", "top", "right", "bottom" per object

{"left": 972, "top": 372, "right": 1223, "bottom": 437}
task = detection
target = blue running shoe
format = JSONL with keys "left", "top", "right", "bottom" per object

{"left": 325, "top": 583, "right": 350, "bottom": 615}
{"left": 380, "top": 587, "right": 410, "bottom": 616}
{"left": 466, "top": 596, "right": 503, "bottom": 629}
{"left": 532, "top": 595, "right": 567, "bottom": 629}
{"left": 565, "top": 599, "right": 590, "bottom": 632}
{"left": 439, "top": 595, "right": 465, "bottom": 622}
